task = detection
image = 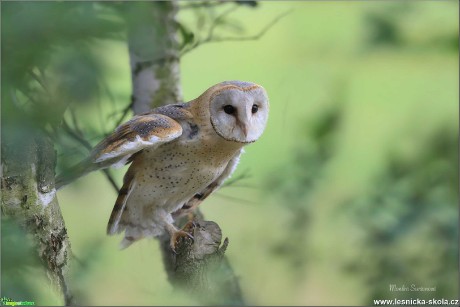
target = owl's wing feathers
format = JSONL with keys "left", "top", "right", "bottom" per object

{"left": 56, "top": 108, "right": 189, "bottom": 189}
{"left": 173, "top": 149, "right": 243, "bottom": 217}
{"left": 92, "top": 113, "right": 182, "bottom": 165}
{"left": 106, "top": 166, "right": 135, "bottom": 237}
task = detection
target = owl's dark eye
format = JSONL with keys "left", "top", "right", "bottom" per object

{"left": 251, "top": 104, "right": 259, "bottom": 114}
{"left": 223, "top": 105, "right": 236, "bottom": 115}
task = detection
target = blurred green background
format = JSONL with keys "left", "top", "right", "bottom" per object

{"left": 2, "top": 1, "right": 458, "bottom": 305}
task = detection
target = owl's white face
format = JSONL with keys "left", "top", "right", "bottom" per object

{"left": 209, "top": 83, "right": 269, "bottom": 143}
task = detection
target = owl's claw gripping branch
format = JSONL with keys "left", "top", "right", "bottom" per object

{"left": 167, "top": 223, "right": 195, "bottom": 252}
{"left": 181, "top": 220, "right": 197, "bottom": 232}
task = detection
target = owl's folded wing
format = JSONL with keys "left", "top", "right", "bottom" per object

{"left": 56, "top": 113, "right": 183, "bottom": 189}
{"left": 92, "top": 113, "right": 182, "bottom": 165}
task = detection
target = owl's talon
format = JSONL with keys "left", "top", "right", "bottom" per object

{"left": 182, "top": 220, "right": 197, "bottom": 232}
{"left": 170, "top": 229, "right": 194, "bottom": 252}
{"left": 187, "top": 212, "right": 196, "bottom": 222}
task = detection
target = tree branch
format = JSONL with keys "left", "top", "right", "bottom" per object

{"left": 113, "top": 100, "right": 133, "bottom": 129}
{"left": 159, "top": 219, "right": 244, "bottom": 305}
{"left": 1, "top": 128, "right": 75, "bottom": 305}
{"left": 181, "top": 9, "right": 292, "bottom": 56}
{"left": 121, "top": 1, "right": 182, "bottom": 113}
{"left": 179, "top": 1, "right": 258, "bottom": 10}
{"left": 178, "top": 1, "right": 226, "bottom": 10}
{"left": 61, "top": 119, "right": 120, "bottom": 192}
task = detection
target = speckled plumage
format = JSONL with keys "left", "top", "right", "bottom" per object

{"left": 60, "top": 81, "right": 269, "bottom": 249}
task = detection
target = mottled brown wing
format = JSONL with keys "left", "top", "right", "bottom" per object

{"left": 92, "top": 113, "right": 183, "bottom": 165}
{"left": 106, "top": 166, "right": 135, "bottom": 237}
{"left": 56, "top": 112, "right": 184, "bottom": 189}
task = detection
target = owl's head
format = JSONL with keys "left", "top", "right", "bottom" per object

{"left": 208, "top": 81, "right": 269, "bottom": 144}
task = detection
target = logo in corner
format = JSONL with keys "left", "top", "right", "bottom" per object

{"left": 1, "top": 297, "right": 35, "bottom": 306}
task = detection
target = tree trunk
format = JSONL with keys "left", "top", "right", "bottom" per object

{"left": 1, "top": 119, "right": 74, "bottom": 305}
{"left": 159, "top": 218, "right": 244, "bottom": 305}
{"left": 123, "top": 2, "right": 245, "bottom": 305}
{"left": 124, "top": 1, "right": 182, "bottom": 113}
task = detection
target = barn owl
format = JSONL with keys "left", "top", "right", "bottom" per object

{"left": 57, "top": 81, "right": 269, "bottom": 250}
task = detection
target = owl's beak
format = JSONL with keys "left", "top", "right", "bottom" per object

{"left": 242, "top": 125, "right": 248, "bottom": 138}
{"left": 237, "top": 120, "right": 248, "bottom": 138}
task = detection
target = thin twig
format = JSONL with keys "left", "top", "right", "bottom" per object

{"left": 69, "top": 108, "right": 82, "bottom": 135}
{"left": 181, "top": 5, "right": 240, "bottom": 55}
{"left": 181, "top": 9, "right": 292, "bottom": 56}
{"left": 222, "top": 183, "right": 258, "bottom": 189}
{"left": 62, "top": 119, "right": 120, "bottom": 192}
{"left": 63, "top": 120, "right": 92, "bottom": 150}
{"left": 113, "top": 102, "right": 132, "bottom": 129}
{"left": 95, "top": 90, "right": 107, "bottom": 137}
{"left": 12, "top": 87, "right": 39, "bottom": 108}
{"left": 213, "top": 193, "right": 259, "bottom": 205}
{"left": 207, "top": 9, "right": 291, "bottom": 43}
{"left": 29, "top": 69, "right": 52, "bottom": 97}
{"left": 102, "top": 171, "right": 119, "bottom": 192}
{"left": 179, "top": 1, "right": 226, "bottom": 10}
{"left": 207, "top": 5, "right": 240, "bottom": 40}
{"left": 10, "top": 89, "right": 22, "bottom": 107}
{"left": 71, "top": 251, "right": 88, "bottom": 269}
{"left": 221, "top": 169, "right": 251, "bottom": 187}
{"left": 179, "top": 1, "right": 257, "bottom": 10}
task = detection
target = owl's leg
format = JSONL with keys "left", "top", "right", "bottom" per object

{"left": 186, "top": 212, "right": 198, "bottom": 223}
{"left": 181, "top": 219, "right": 197, "bottom": 232}
{"left": 165, "top": 223, "right": 194, "bottom": 252}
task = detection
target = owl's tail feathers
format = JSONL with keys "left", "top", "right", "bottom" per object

{"left": 106, "top": 170, "right": 139, "bottom": 249}
{"left": 115, "top": 227, "right": 144, "bottom": 250}
{"left": 55, "top": 158, "right": 97, "bottom": 190}
{"left": 107, "top": 173, "right": 133, "bottom": 234}
{"left": 119, "top": 235, "right": 141, "bottom": 250}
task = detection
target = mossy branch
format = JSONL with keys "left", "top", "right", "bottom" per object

{"left": 1, "top": 130, "right": 75, "bottom": 305}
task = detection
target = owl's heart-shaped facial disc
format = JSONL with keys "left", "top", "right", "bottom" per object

{"left": 209, "top": 82, "right": 269, "bottom": 144}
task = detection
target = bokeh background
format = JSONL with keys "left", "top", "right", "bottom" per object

{"left": 2, "top": 1, "right": 458, "bottom": 305}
